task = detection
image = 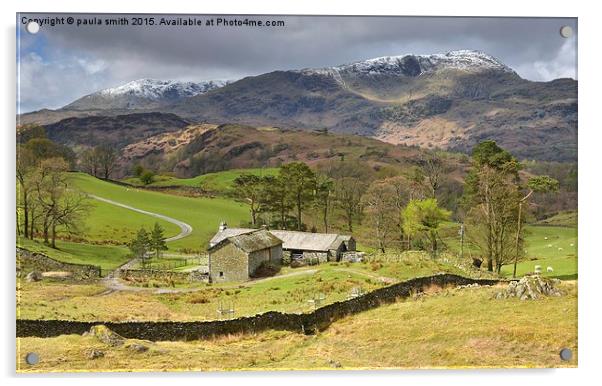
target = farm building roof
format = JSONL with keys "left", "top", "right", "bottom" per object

{"left": 270, "top": 230, "right": 341, "bottom": 252}
{"left": 209, "top": 228, "right": 255, "bottom": 247}
{"left": 209, "top": 227, "right": 352, "bottom": 252}
{"left": 209, "top": 229, "right": 282, "bottom": 253}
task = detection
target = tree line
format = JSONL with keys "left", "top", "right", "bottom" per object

{"left": 16, "top": 125, "right": 89, "bottom": 247}
{"left": 233, "top": 142, "right": 558, "bottom": 274}
{"left": 232, "top": 156, "right": 452, "bottom": 256}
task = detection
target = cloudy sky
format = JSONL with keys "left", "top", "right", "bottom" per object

{"left": 17, "top": 14, "right": 577, "bottom": 113}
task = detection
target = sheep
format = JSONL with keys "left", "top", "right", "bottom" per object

{"left": 544, "top": 237, "right": 549, "bottom": 240}
{"left": 534, "top": 265, "right": 542, "bottom": 274}
{"left": 558, "top": 247, "right": 564, "bottom": 251}
{"left": 570, "top": 243, "right": 574, "bottom": 247}
{"left": 547, "top": 266, "right": 554, "bottom": 272}
{"left": 547, "top": 244, "right": 553, "bottom": 248}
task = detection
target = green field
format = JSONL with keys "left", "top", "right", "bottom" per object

{"left": 443, "top": 223, "right": 577, "bottom": 279}
{"left": 78, "top": 194, "right": 181, "bottom": 244}
{"left": 122, "top": 168, "right": 279, "bottom": 194}
{"left": 69, "top": 173, "right": 249, "bottom": 251}
{"left": 17, "top": 237, "right": 130, "bottom": 271}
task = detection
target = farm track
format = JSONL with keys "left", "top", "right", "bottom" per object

{"left": 101, "top": 267, "right": 319, "bottom": 293}
{"left": 88, "top": 194, "right": 193, "bottom": 242}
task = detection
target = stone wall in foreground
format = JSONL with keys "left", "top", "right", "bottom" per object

{"left": 17, "top": 274, "right": 500, "bottom": 341}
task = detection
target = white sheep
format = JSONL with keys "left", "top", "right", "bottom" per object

{"left": 547, "top": 244, "right": 553, "bottom": 248}
{"left": 534, "top": 265, "right": 542, "bottom": 274}
{"left": 544, "top": 237, "right": 549, "bottom": 240}
{"left": 558, "top": 247, "right": 564, "bottom": 251}
{"left": 547, "top": 266, "right": 554, "bottom": 272}
{"left": 570, "top": 243, "right": 574, "bottom": 247}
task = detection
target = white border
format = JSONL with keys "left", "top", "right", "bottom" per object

{"left": 2, "top": 1, "right": 600, "bottom": 385}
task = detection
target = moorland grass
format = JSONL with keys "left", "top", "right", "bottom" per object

{"left": 17, "top": 281, "right": 577, "bottom": 372}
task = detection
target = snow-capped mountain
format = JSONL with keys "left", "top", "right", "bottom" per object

{"left": 25, "top": 49, "right": 576, "bottom": 162}
{"left": 97, "top": 79, "right": 228, "bottom": 99}
{"left": 64, "top": 78, "right": 230, "bottom": 110}
{"left": 301, "top": 50, "right": 516, "bottom": 79}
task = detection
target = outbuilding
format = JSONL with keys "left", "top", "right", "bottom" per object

{"left": 209, "top": 222, "right": 356, "bottom": 265}
{"left": 208, "top": 229, "right": 283, "bottom": 283}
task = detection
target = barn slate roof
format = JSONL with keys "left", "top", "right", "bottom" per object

{"left": 209, "top": 228, "right": 255, "bottom": 247}
{"left": 209, "top": 227, "right": 352, "bottom": 252}
{"left": 209, "top": 229, "right": 282, "bottom": 253}
{"left": 270, "top": 230, "right": 341, "bottom": 252}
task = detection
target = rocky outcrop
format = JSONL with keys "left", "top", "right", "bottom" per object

{"left": 86, "top": 325, "right": 125, "bottom": 347}
{"left": 495, "top": 275, "right": 563, "bottom": 300}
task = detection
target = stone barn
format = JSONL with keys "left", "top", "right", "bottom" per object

{"left": 208, "top": 229, "right": 283, "bottom": 283}
{"left": 209, "top": 222, "right": 356, "bottom": 265}
{"left": 269, "top": 230, "right": 353, "bottom": 263}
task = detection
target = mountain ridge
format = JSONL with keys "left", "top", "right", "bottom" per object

{"left": 20, "top": 50, "right": 577, "bottom": 162}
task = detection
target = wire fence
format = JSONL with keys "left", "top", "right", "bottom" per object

{"left": 139, "top": 256, "right": 207, "bottom": 271}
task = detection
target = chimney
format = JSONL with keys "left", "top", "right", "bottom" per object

{"left": 219, "top": 221, "right": 227, "bottom": 232}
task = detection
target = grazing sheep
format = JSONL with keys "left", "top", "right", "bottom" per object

{"left": 547, "top": 266, "right": 554, "bottom": 272}
{"left": 570, "top": 243, "right": 574, "bottom": 247}
{"left": 534, "top": 265, "right": 542, "bottom": 274}
{"left": 544, "top": 237, "right": 549, "bottom": 240}
{"left": 547, "top": 244, "right": 553, "bottom": 248}
{"left": 558, "top": 247, "right": 564, "bottom": 251}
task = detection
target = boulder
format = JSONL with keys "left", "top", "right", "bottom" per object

{"left": 25, "top": 271, "right": 42, "bottom": 282}
{"left": 125, "top": 342, "right": 150, "bottom": 353}
{"left": 495, "top": 275, "right": 563, "bottom": 300}
{"left": 85, "top": 349, "right": 105, "bottom": 360}
{"left": 88, "top": 325, "right": 125, "bottom": 347}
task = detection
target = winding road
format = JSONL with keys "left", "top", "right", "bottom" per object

{"left": 88, "top": 194, "right": 193, "bottom": 242}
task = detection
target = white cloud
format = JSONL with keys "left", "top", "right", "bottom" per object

{"left": 514, "top": 39, "right": 577, "bottom": 81}
{"left": 17, "top": 51, "right": 109, "bottom": 113}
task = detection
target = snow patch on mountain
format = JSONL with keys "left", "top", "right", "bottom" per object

{"left": 97, "top": 79, "right": 229, "bottom": 100}
{"left": 301, "top": 50, "right": 516, "bottom": 78}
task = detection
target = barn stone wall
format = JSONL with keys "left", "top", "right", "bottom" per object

{"left": 248, "top": 245, "right": 283, "bottom": 276}
{"left": 209, "top": 243, "right": 249, "bottom": 283}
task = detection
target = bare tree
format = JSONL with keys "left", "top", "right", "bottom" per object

{"left": 97, "top": 145, "right": 117, "bottom": 180}
{"left": 320, "top": 160, "right": 373, "bottom": 233}
{"left": 33, "top": 158, "right": 89, "bottom": 247}
{"left": 16, "top": 145, "right": 35, "bottom": 238}
{"left": 80, "top": 148, "right": 100, "bottom": 177}
{"left": 420, "top": 153, "right": 445, "bottom": 198}
{"left": 362, "top": 181, "right": 397, "bottom": 253}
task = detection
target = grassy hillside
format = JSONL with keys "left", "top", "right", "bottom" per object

{"left": 73, "top": 191, "right": 181, "bottom": 244}
{"left": 119, "top": 124, "right": 459, "bottom": 178}
{"left": 17, "top": 237, "right": 130, "bottom": 271}
{"left": 536, "top": 211, "right": 577, "bottom": 227}
{"left": 17, "top": 281, "right": 577, "bottom": 371}
{"left": 123, "top": 168, "right": 279, "bottom": 194}
{"left": 69, "top": 173, "right": 249, "bottom": 251}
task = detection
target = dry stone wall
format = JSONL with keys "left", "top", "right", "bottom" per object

{"left": 17, "top": 248, "right": 101, "bottom": 280}
{"left": 17, "top": 274, "right": 500, "bottom": 341}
